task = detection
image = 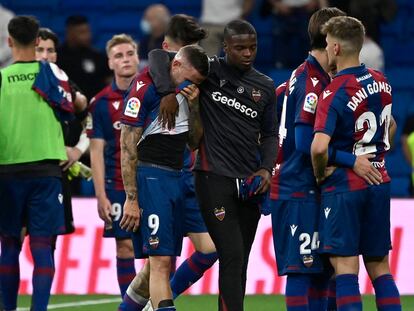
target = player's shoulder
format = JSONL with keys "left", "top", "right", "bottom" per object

{"left": 276, "top": 81, "right": 287, "bottom": 97}
{"left": 250, "top": 68, "right": 276, "bottom": 92}
{"left": 127, "top": 69, "right": 156, "bottom": 101}
{"left": 367, "top": 67, "right": 388, "bottom": 83}
{"left": 89, "top": 84, "right": 113, "bottom": 110}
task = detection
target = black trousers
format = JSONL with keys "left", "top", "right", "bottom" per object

{"left": 195, "top": 171, "right": 261, "bottom": 311}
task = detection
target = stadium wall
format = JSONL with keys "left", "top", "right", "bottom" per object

{"left": 16, "top": 198, "right": 414, "bottom": 295}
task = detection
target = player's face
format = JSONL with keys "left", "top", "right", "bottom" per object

{"left": 326, "top": 34, "right": 338, "bottom": 70}
{"left": 35, "top": 39, "right": 57, "bottom": 63}
{"left": 224, "top": 34, "right": 257, "bottom": 71}
{"left": 171, "top": 59, "right": 205, "bottom": 86}
{"left": 108, "top": 43, "right": 139, "bottom": 78}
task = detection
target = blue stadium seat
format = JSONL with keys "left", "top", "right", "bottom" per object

{"left": 7, "top": 0, "right": 59, "bottom": 10}
{"left": 163, "top": 0, "right": 201, "bottom": 10}
{"left": 390, "top": 176, "right": 411, "bottom": 197}
{"left": 59, "top": 0, "right": 109, "bottom": 10}
{"left": 269, "top": 69, "right": 290, "bottom": 86}
{"left": 256, "top": 36, "right": 273, "bottom": 67}
{"left": 386, "top": 68, "right": 414, "bottom": 90}
{"left": 107, "top": 0, "right": 154, "bottom": 10}
{"left": 97, "top": 12, "right": 142, "bottom": 38}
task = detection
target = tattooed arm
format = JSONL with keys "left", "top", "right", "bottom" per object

{"left": 120, "top": 124, "right": 143, "bottom": 232}
{"left": 181, "top": 85, "right": 203, "bottom": 150}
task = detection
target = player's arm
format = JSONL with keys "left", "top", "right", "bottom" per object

{"left": 389, "top": 115, "right": 397, "bottom": 148}
{"left": 148, "top": 49, "right": 178, "bottom": 130}
{"left": 311, "top": 132, "right": 331, "bottom": 184}
{"left": 255, "top": 84, "right": 278, "bottom": 194}
{"left": 180, "top": 84, "right": 203, "bottom": 150}
{"left": 120, "top": 124, "right": 143, "bottom": 232}
{"left": 90, "top": 138, "right": 112, "bottom": 224}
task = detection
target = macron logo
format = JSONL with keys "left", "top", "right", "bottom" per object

{"left": 136, "top": 81, "right": 145, "bottom": 92}
{"left": 323, "top": 90, "right": 332, "bottom": 99}
{"left": 290, "top": 224, "right": 298, "bottom": 237}
{"left": 311, "top": 77, "right": 319, "bottom": 87}
{"left": 324, "top": 207, "right": 331, "bottom": 219}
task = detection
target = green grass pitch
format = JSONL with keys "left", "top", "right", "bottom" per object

{"left": 16, "top": 294, "right": 414, "bottom": 310}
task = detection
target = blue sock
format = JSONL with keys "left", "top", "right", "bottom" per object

{"left": 285, "top": 274, "right": 311, "bottom": 311}
{"left": 336, "top": 274, "right": 362, "bottom": 311}
{"left": 30, "top": 236, "right": 55, "bottom": 311}
{"left": 309, "top": 274, "right": 329, "bottom": 311}
{"left": 327, "top": 278, "right": 337, "bottom": 311}
{"left": 373, "top": 274, "right": 401, "bottom": 311}
{"left": 0, "top": 236, "right": 21, "bottom": 311}
{"left": 117, "top": 257, "right": 136, "bottom": 298}
{"left": 170, "top": 251, "right": 217, "bottom": 298}
{"left": 118, "top": 288, "right": 148, "bottom": 311}
{"left": 156, "top": 308, "right": 176, "bottom": 311}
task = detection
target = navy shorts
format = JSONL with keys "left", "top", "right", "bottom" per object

{"left": 0, "top": 176, "right": 65, "bottom": 238}
{"left": 319, "top": 183, "right": 392, "bottom": 257}
{"left": 181, "top": 170, "right": 207, "bottom": 234}
{"left": 271, "top": 199, "right": 324, "bottom": 275}
{"left": 132, "top": 165, "right": 185, "bottom": 258}
{"left": 104, "top": 189, "right": 131, "bottom": 239}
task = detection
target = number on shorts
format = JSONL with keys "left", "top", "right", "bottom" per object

{"left": 148, "top": 214, "right": 160, "bottom": 235}
{"left": 299, "top": 232, "right": 319, "bottom": 255}
{"left": 111, "top": 203, "right": 122, "bottom": 221}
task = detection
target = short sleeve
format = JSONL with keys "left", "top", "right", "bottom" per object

{"left": 294, "top": 74, "right": 324, "bottom": 126}
{"left": 86, "top": 97, "right": 105, "bottom": 139}
{"left": 314, "top": 87, "right": 341, "bottom": 137}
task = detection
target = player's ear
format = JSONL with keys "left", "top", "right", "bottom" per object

{"left": 7, "top": 36, "right": 13, "bottom": 48}
{"left": 334, "top": 43, "right": 340, "bottom": 56}
{"left": 162, "top": 40, "right": 168, "bottom": 51}
{"left": 223, "top": 40, "right": 228, "bottom": 54}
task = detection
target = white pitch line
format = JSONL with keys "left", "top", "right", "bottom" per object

{"left": 17, "top": 298, "right": 120, "bottom": 310}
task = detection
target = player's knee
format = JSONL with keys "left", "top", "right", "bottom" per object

{"left": 116, "top": 238, "right": 134, "bottom": 258}
{"left": 189, "top": 232, "right": 216, "bottom": 254}
{"left": 330, "top": 255, "right": 359, "bottom": 275}
{"left": 363, "top": 255, "right": 390, "bottom": 281}
{"left": 150, "top": 256, "right": 171, "bottom": 276}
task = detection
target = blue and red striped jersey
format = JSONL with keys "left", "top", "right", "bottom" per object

{"left": 87, "top": 81, "right": 128, "bottom": 191}
{"left": 270, "top": 54, "right": 331, "bottom": 200}
{"left": 314, "top": 64, "right": 392, "bottom": 193}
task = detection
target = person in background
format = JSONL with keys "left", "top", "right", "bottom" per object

{"left": 57, "top": 15, "right": 112, "bottom": 100}
{"left": 0, "top": 4, "right": 14, "bottom": 68}
{"left": 138, "top": 4, "right": 170, "bottom": 69}
{"left": 87, "top": 34, "right": 139, "bottom": 301}
{"left": 199, "top": 0, "right": 255, "bottom": 56}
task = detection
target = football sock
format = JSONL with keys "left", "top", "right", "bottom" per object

{"left": 285, "top": 274, "right": 311, "bottom": 311}
{"left": 309, "top": 274, "right": 329, "bottom": 311}
{"left": 373, "top": 274, "right": 401, "bottom": 311}
{"left": 118, "top": 287, "right": 148, "bottom": 311}
{"left": 170, "top": 251, "right": 217, "bottom": 298}
{"left": 336, "top": 274, "right": 362, "bottom": 311}
{"left": 0, "top": 236, "right": 21, "bottom": 311}
{"left": 30, "top": 236, "right": 55, "bottom": 311}
{"left": 117, "top": 257, "right": 136, "bottom": 298}
{"left": 156, "top": 299, "right": 175, "bottom": 310}
{"left": 327, "top": 278, "right": 337, "bottom": 310}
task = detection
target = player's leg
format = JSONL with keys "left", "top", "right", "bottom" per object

{"left": 170, "top": 172, "right": 217, "bottom": 299}
{"left": 195, "top": 171, "right": 245, "bottom": 311}
{"left": 362, "top": 183, "right": 401, "bottom": 311}
{"left": 319, "top": 191, "right": 366, "bottom": 311}
{"left": 119, "top": 261, "right": 150, "bottom": 311}
{"left": 116, "top": 238, "right": 136, "bottom": 298}
{"left": 149, "top": 255, "right": 174, "bottom": 309}
{"left": 28, "top": 177, "right": 65, "bottom": 311}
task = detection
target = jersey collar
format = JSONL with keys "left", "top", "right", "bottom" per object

{"left": 335, "top": 64, "right": 367, "bottom": 78}
{"left": 306, "top": 54, "right": 330, "bottom": 80}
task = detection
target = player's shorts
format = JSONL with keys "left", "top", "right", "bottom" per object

{"left": 181, "top": 170, "right": 208, "bottom": 234}
{"left": 319, "top": 183, "right": 392, "bottom": 257}
{"left": 132, "top": 163, "right": 185, "bottom": 258}
{"left": 103, "top": 189, "right": 131, "bottom": 239}
{"left": 0, "top": 176, "right": 65, "bottom": 238}
{"left": 270, "top": 198, "right": 324, "bottom": 275}
{"left": 60, "top": 170, "right": 75, "bottom": 235}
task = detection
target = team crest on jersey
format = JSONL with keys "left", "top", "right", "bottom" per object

{"left": 237, "top": 86, "right": 244, "bottom": 94}
{"left": 124, "top": 97, "right": 141, "bottom": 118}
{"left": 149, "top": 236, "right": 159, "bottom": 249}
{"left": 302, "top": 255, "right": 314, "bottom": 268}
{"left": 252, "top": 89, "right": 262, "bottom": 102}
{"left": 303, "top": 92, "right": 318, "bottom": 114}
{"left": 86, "top": 113, "right": 93, "bottom": 130}
{"left": 214, "top": 207, "right": 225, "bottom": 221}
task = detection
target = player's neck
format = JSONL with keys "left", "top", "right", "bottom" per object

{"left": 310, "top": 50, "right": 329, "bottom": 73}
{"left": 12, "top": 47, "right": 36, "bottom": 62}
{"left": 336, "top": 56, "right": 360, "bottom": 73}
{"left": 115, "top": 75, "right": 135, "bottom": 91}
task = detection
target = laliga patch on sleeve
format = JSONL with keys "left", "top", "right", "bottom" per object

{"left": 303, "top": 92, "right": 318, "bottom": 114}
{"left": 124, "top": 97, "right": 141, "bottom": 118}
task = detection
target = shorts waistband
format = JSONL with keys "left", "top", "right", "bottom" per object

{"left": 138, "top": 161, "right": 182, "bottom": 173}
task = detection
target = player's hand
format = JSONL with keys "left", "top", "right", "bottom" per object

{"left": 316, "top": 166, "right": 337, "bottom": 185}
{"left": 252, "top": 169, "right": 271, "bottom": 194}
{"left": 97, "top": 195, "right": 112, "bottom": 224}
{"left": 159, "top": 93, "right": 179, "bottom": 131}
{"left": 353, "top": 154, "right": 383, "bottom": 185}
{"left": 180, "top": 85, "right": 199, "bottom": 107}
{"left": 61, "top": 146, "right": 82, "bottom": 171}
{"left": 120, "top": 197, "right": 140, "bottom": 232}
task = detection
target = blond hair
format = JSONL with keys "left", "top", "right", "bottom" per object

{"left": 321, "top": 16, "right": 365, "bottom": 55}
{"left": 106, "top": 33, "right": 137, "bottom": 56}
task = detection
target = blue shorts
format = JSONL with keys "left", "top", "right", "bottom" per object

{"left": 181, "top": 170, "right": 207, "bottom": 234}
{"left": 271, "top": 199, "right": 324, "bottom": 275}
{"left": 132, "top": 165, "right": 185, "bottom": 258}
{"left": 0, "top": 176, "right": 65, "bottom": 238}
{"left": 319, "top": 183, "right": 392, "bottom": 257}
{"left": 104, "top": 189, "right": 131, "bottom": 239}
